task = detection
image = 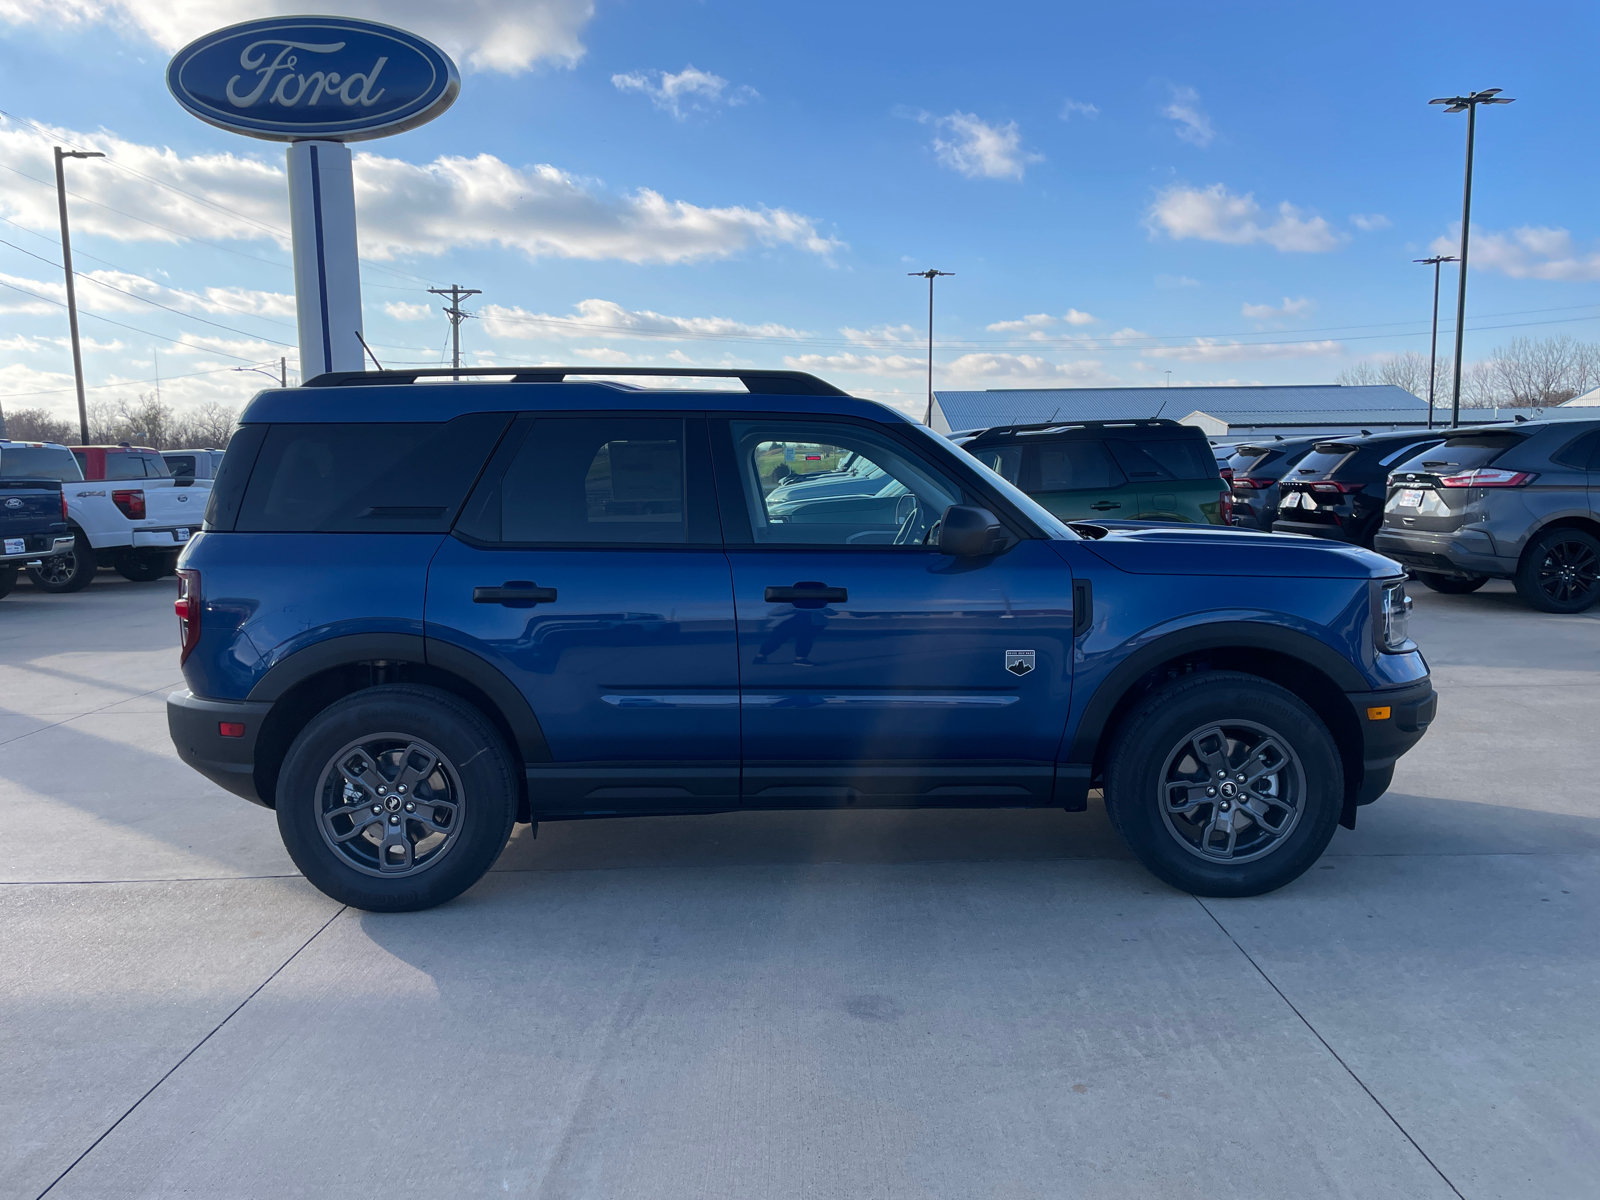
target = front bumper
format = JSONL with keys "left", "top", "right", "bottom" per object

{"left": 1347, "top": 676, "right": 1437, "bottom": 797}
{"left": 1373, "top": 527, "right": 1512, "bottom": 579}
{"left": 0, "top": 534, "right": 74, "bottom": 565}
{"left": 167, "top": 689, "right": 273, "bottom": 807}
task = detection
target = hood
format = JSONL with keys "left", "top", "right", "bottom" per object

{"left": 1074, "top": 522, "right": 1399, "bottom": 579}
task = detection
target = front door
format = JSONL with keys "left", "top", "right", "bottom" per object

{"left": 426, "top": 414, "right": 739, "bottom": 814}
{"left": 714, "top": 417, "right": 1075, "bottom": 807}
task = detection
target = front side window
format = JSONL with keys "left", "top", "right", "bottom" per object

{"left": 165, "top": 455, "right": 197, "bottom": 479}
{"left": 730, "top": 420, "right": 962, "bottom": 545}
{"left": 1036, "top": 440, "right": 1124, "bottom": 492}
{"left": 459, "top": 418, "right": 689, "bottom": 545}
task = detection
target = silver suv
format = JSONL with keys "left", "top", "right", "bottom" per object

{"left": 1374, "top": 418, "right": 1600, "bottom": 612}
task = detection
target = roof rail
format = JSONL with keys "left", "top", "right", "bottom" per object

{"left": 961, "top": 417, "right": 1186, "bottom": 440}
{"left": 300, "top": 366, "right": 849, "bottom": 396}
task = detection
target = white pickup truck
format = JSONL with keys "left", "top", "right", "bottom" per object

{"left": 0, "top": 442, "right": 210, "bottom": 592}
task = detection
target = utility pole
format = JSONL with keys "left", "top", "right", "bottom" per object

{"left": 1430, "top": 88, "right": 1514, "bottom": 428}
{"left": 908, "top": 269, "right": 953, "bottom": 426}
{"left": 280, "top": 356, "right": 287, "bottom": 388}
{"left": 428, "top": 283, "right": 481, "bottom": 379}
{"left": 1414, "top": 255, "right": 1458, "bottom": 431}
{"left": 55, "top": 146, "right": 105, "bottom": 445}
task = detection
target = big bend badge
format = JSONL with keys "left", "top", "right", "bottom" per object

{"left": 1004, "top": 650, "right": 1035, "bottom": 677}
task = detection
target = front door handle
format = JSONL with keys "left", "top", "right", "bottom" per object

{"left": 1089, "top": 501, "right": 1121, "bottom": 511}
{"left": 765, "top": 582, "right": 847, "bottom": 604}
{"left": 473, "top": 581, "right": 558, "bottom": 605}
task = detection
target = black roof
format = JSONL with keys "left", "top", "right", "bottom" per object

{"left": 301, "top": 366, "right": 848, "bottom": 397}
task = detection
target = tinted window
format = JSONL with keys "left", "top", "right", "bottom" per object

{"left": 1292, "top": 445, "right": 1358, "bottom": 476}
{"left": 1227, "top": 446, "right": 1278, "bottom": 475}
{"left": 1551, "top": 430, "right": 1600, "bottom": 470}
{"left": 459, "top": 418, "right": 688, "bottom": 544}
{"left": 1377, "top": 439, "right": 1443, "bottom": 468}
{"left": 970, "top": 445, "right": 1021, "bottom": 484}
{"left": 1396, "top": 434, "right": 1522, "bottom": 474}
{"left": 165, "top": 455, "right": 197, "bottom": 479}
{"left": 235, "top": 415, "right": 508, "bottom": 533}
{"left": 0, "top": 446, "right": 83, "bottom": 482}
{"left": 104, "top": 453, "right": 147, "bottom": 480}
{"left": 1107, "top": 437, "right": 1216, "bottom": 482}
{"left": 1037, "top": 440, "right": 1124, "bottom": 491}
{"left": 731, "top": 420, "right": 961, "bottom": 545}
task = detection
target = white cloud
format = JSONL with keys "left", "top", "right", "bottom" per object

{"left": 1240, "top": 296, "right": 1315, "bottom": 320}
{"left": 1060, "top": 98, "right": 1100, "bottom": 120}
{"left": 0, "top": 0, "right": 594, "bottom": 74}
{"left": 985, "top": 310, "right": 1097, "bottom": 336}
{"left": 1147, "top": 184, "right": 1345, "bottom": 253}
{"left": 782, "top": 351, "right": 1118, "bottom": 389}
{"left": 384, "top": 302, "right": 433, "bottom": 321}
{"left": 1351, "top": 213, "right": 1392, "bottom": 232}
{"left": 611, "top": 65, "right": 757, "bottom": 119}
{"left": 0, "top": 118, "right": 843, "bottom": 265}
{"left": 922, "top": 111, "right": 1041, "bottom": 181}
{"left": 1142, "top": 339, "right": 1342, "bottom": 363}
{"left": 1164, "top": 86, "right": 1215, "bottom": 148}
{"left": 1433, "top": 225, "right": 1600, "bottom": 281}
{"left": 477, "top": 299, "right": 806, "bottom": 342}
{"left": 0, "top": 264, "right": 293, "bottom": 330}
{"left": 841, "top": 324, "right": 918, "bottom": 346}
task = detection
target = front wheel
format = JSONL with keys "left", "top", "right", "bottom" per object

{"left": 26, "top": 534, "right": 95, "bottom": 593}
{"left": 1414, "top": 571, "right": 1488, "bottom": 595}
{"left": 1514, "top": 528, "right": 1600, "bottom": 613}
{"left": 276, "top": 685, "right": 519, "bottom": 912}
{"left": 1104, "top": 672, "right": 1344, "bottom": 897}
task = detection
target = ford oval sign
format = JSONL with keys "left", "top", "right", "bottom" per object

{"left": 167, "top": 16, "right": 459, "bottom": 142}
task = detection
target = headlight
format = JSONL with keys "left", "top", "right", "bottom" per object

{"left": 1380, "top": 579, "right": 1412, "bottom": 651}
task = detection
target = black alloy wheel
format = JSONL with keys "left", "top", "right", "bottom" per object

{"left": 1515, "top": 528, "right": 1600, "bottom": 614}
{"left": 1414, "top": 572, "right": 1488, "bottom": 595}
{"left": 26, "top": 534, "right": 96, "bottom": 593}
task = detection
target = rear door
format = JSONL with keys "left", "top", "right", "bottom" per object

{"left": 715, "top": 416, "right": 1074, "bottom": 807}
{"left": 1105, "top": 436, "right": 1223, "bottom": 524}
{"left": 1026, "top": 437, "right": 1134, "bottom": 520}
{"left": 426, "top": 414, "right": 741, "bottom": 814}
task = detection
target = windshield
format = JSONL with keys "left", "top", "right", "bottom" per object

{"left": 901, "top": 422, "right": 1077, "bottom": 539}
{"left": 0, "top": 445, "right": 84, "bottom": 482}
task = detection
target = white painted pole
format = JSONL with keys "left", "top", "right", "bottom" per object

{"left": 286, "top": 141, "right": 365, "bottom": 379}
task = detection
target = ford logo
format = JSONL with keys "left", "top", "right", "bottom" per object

{"left": 167, "top": 16, "right": 459, "bottom": 142}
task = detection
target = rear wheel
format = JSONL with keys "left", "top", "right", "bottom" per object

{"left": 1514, "top": 528, "right": 1600, "bottom": 613}
{"left": 26, "top": 534, "right": 95, "bottom": 593}
{"left": 114, "top": 552, "right": 174, "bottom": 582}
{"left": 1414, "top": 572, "right": 1488, "bottom": 595}
{"left": 1104, "top": 672, "right": 1343, "bottom": 897}
{"left": 276, "top": 685, "right": 518, "bottom": 912}
{"left": 0, "top": 565, "right": 16, "bottom": 599}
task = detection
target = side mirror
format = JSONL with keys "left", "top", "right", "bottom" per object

{"left": 938, "top": 505, "right": 1016, "bottom": 556}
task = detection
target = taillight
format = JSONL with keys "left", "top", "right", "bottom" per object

{"left": 1437, "top": 468, "right": 1537, "bottom": 488}
{"left": 112, "top": 489, "right": 146, "bottom": 520}
{"left": 1231, "top": 477, "right": 1265, "bottom": 491}
{"left": 1311, "top": 481, "right": 1364, "bottom": 494}
{"left": 60, "top": 490, "right": 68, "bottom": 520}
{"left": 175, "top": 569, "right": 201, "bottom": 664}
{"left": 1219, "top": 488, "right": 1234, "bottom": 524}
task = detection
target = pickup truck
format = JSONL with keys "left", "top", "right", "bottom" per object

{"left": 0, "top": 461, "right": 73, "bottom": 598}
{"left": 0, "top": 441, "right": 207, "bottom": 591}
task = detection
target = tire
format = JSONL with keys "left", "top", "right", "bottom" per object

{"left": 1414, "top": 572, "right": 1488, "bottom": 595}
{"left": 1104, "top": 672, "right": 1344, "bottom": 898}
{"left": 113, "top": 552, "right": 171, "bottom": 583}
{"left": 0, "top": 565, "right": 15, "bottom": 599}
{"left": 1514, "top": 528, "right": 1600, "bottom": 614}
{"left": 26, "top": 534, "right": 96, "bottom": 593}
{"left": 276, "top": 685, "right": 518, "bottom": 912}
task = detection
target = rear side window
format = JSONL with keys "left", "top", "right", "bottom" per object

{"left": 165, "top": 455, "right": 196, "bottom": 478}
{"left": 1036, "top": 441, "right": 1124, "bottom": 491}
{"left": 0, "top": 446, "right": 83, "bottom": 482}
{"left": 235, "top": 414, "right": 509, "bottom": 533}
{"left": 1551, "top": 430, "right": 1600, "bottom": 470}
{"left": 104, "top": 453, "right": 147, "bottom": 480}
{"left": 1108, "top": 438, "right": 1216, "bottom": 482}
{"left": 970, "top": 445, "right": 1021, "bottom": 484}
{"left": 457, "top": 417, "right": 706, "bottom": 545}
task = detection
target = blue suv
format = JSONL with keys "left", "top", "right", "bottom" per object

{"left": 167, "top": 368, "right": 1436, "bottom": 911}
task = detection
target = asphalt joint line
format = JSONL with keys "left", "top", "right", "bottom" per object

{"left": 1193, "top": 896, "right": 1466, "bottom": 1200}
{"left": 33, "top": 904, "right": 349, "bottom": 1200}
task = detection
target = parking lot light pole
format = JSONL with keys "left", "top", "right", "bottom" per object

{"left": 1414, "top": 254, "right": 1457, "bottom": 431}
{"left": 54, "top": 147, "right": 105, "bottom": 446}
{"left": 909, "top": 269, "right": 952, "bottom": 426}
{"left": 1429, "top": 88, "right": 1514, "bottom": 429}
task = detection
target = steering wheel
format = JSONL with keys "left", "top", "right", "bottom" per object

{"left": 893, "top": 494, "right": 932, "bottom": 545}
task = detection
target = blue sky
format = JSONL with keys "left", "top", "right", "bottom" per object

{"left": 2, "top": 0, "right": 1597, "bottom": 421}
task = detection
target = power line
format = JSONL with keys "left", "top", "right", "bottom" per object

{"left": 0, "top": 278, "right": 264, "bottom": 362}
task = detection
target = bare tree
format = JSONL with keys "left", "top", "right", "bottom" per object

{"left": 170, "top": 401, "right": 238, "bottom": 448}
{"left": 2, "top": 407, "right": 78, "bottom": 444}
{"left": 1336, "top": 352, "right": 1449, "bottom": 401}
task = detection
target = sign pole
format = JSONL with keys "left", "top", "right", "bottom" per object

{"left": 287, "top": 141, "right": 365, "bottom": 379}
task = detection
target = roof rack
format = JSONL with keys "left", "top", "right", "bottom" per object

{"left": 300, "top": 366, "right": 849, "bottom": 397}
{"left": 959, "top": 417, "right": 1185, "bottom": 440}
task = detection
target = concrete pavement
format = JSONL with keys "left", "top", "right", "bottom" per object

{"left": 2, "top": 574, "right": 1596, "bottom": 1198}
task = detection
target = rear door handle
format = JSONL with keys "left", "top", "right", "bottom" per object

{"left": 765, "top": 583, "right": 847, "bottom": 603}
{"left": 1089, "top": 502, "right": 1121, "bottom": 511}
{"left": 473, "top": 581, "right": 558, "bottom": 605}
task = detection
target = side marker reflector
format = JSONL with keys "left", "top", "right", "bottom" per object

{"left": 1366, "top": 707, "right": 1391, "bottom": 721}
{"left": 219, "top": 722, "right": 246, "bottom": 738}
